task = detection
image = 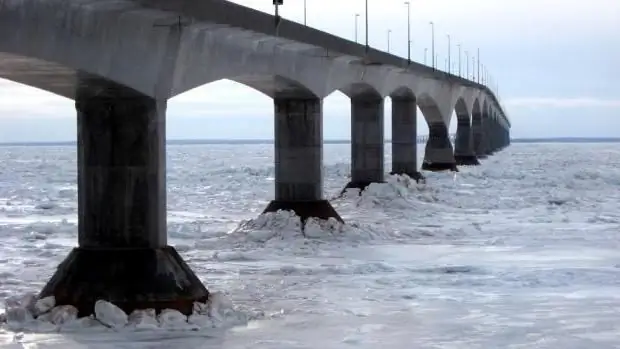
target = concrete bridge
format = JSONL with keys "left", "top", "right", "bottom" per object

{"left": 0, "top": 0, "right": 511, "bottom": 318}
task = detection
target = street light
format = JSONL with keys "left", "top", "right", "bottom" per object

{"left": 472, "top": 56, "right": 476, "bottom": 80}
{"left": 465, "top": 50, "right": 469, "bottom": 79}
{"left": 457, "top": 43, "right": 461, "bottom": 77}
{"left": 355, "top": 13, "right": 360, "bottom": 43}
{"left": 387, "top": 29, "right": 392, "bottom": 53}
{"left": 303, "top": 0, "right": 307, "bottom": 25}
{"left": 404, "top": 1, "right": 411, "bottom": 64}
{"left": 273, "top": 0, "right": 283, "bottom": 27}
{"left": 429, "top": 21, "right": 435, "bottom": 69}
{"left": 446, "top": 34, "right": 451, "bottom": 74}
{"left": 477, "top": 48, "right": 481, "bottom": 83}
{"left": 365, "top": 0, "right": 369, "bottom": 53}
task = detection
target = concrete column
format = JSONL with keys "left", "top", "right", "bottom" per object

{"left": 482, "top": 114, "right": 494, "bottom": 156}
{"left": 343, "top": 94, "right": 385, "bottom": 191}
{"left": 489, "top": 118, "right": 499, "bottom": 153}
{"left": 422, "top": 121, "right": 458, "bottom": 171}
{"left": 472, "top": 110, "right": 486, "bottom": 159}
{"left": 454, "top": 117, "right": 479, "bottom": 166}
{"left": 390, "top": 96, "right": 423, "bottom": 181}
{"left": 493, "top": 120, "right": 501, "bottom": 152}
{"left": 39, "top": 76, "right": 208, "bottom": 317}
{"left": 263, "top": 97, "right": 342, "bottom": 223}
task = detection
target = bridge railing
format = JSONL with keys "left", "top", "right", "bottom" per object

{"left": 171, "top": 0, "right": 509, "bottom": 127}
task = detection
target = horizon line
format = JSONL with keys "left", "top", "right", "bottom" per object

{"left": 1, "top": 137, "right": 620, "bottom": 147}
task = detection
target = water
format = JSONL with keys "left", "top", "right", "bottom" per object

{"left": 0, "top": 143, "right": 619, "bottom": 348}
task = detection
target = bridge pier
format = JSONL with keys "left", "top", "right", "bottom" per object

{"left": 390, "top": 96, "right": 423, "bottom": 181}
{"left": 421, "top": 121, "right": 458, "bottom": 172}
{"left": 454, "top": 118, "right": 480, "bottom": 166}
{"left": 472, "top": 110, "right": 486, "bottom": 159}
{"left": 38, "top": 76, "right": 209, "bottom": 317}
{"left": 263, "top": 97, "right": 342, "bottom": 223}
{"left": 343, "top": 94, "right": 385, "bottom": 192}
{"left": 482, "top": 114, "right": 495, "bottom": 156}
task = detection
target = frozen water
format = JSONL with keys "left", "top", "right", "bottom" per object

{"left": 0, "top": 143, "right": 619, "bottom": 348}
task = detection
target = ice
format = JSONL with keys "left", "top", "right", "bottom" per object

{"left": 33, "top": 296, "right": 55, "bottom": 316}
{"left": 127, "top": 309, "right": 159, "bottom": 331}
{"left": 94, "top": 300, "right": 128, "bottom": 329}
{"left": 40, "top": 305, "right": 78, "bottom": 325}
{"left": 157, "top": 309, "right": 198, "bottom": 331}
{"left": 0, "top": 143, "right": 620, "bottom": 348}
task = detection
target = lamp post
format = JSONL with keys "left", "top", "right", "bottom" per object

{"left": 365, "top": 0, "right": 369, "bottom": 53}
{"left": 465, "top": 50, "right": 469, "bottom": 79}
{"left": 457, "top": 43, "right": 461, "bottom": 77}
{"left": 429, "top": 21, "right": 435, "bottom": 69}
{"left": 355, "top": 14, "right": 360, "bottom": 43}
{"left": 472, "top": 56, "right": 476, "bottom": 80}
{"left": 446, "top": 34, "right": 451, "bottom": 74}
{"left": 387, "top": 29, "right": 392, "bottom": 53}
{"left": 404, "top": 1, "right": 411, "bottom": 63}
{"left": 477, "top": 47, "right": 481, "bottom": 83}
{"left": 303, "top": 0, "right": 307, "bottom": 25}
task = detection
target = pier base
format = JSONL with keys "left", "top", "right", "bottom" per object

{"left": 263, "top": 200, "right": 343, "bottom": 223}
{"left": 454, "top": 155, "right": 480, "bottom": 166}
{"left": 341, "top": 180, "right": 386, "bottom": 195}
{"left": 422, "top": 162, "right": 459, "bottom": 172}
{"left": 39, "top": 247, "right": 208, "bottom": 317}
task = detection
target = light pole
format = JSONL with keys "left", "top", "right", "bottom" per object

{"left": 457, "top": 43, "right": 461, "bottom": 77}
{"left": 446, "top": 34, "right": 451, "bottom": 74}
{"left": 472, "top": 56, "right": 476, "bottom": 80}
{"left": 429, "top": 21, "right": 435, "bottom": 69}
{"left": 477, "top": 48, "right": 481, "bottom": 83}
{"left": 365, "top": 0, "right": 369, "bottom": 53}
{"left": 465, "top": 50, "right": 469, "bottom": 79}
{"left": 303, "top": 0, "right": 307, "bottom": 25}
{"left": 405, "top": 1, "right": 411, "bottom": 63}
{"left": 355, "top": 14, "right": 360, "bottom": 43}
{"left": 387, "top": 29, "right": 392, "bottom": 53}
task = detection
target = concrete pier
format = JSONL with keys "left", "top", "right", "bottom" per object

{"left": 343, "top": 93, "right": 385, "bottom": 191}
{"left": 454, "top": 117, "right": 480, "bottom": 166}
{"left": 390, "top": 96, "right": 423, "bottom": 181}
{"left": 472, "top": 109, "right": 486, "bottom": 159}
{"left": 38, "top": 76, "right": 209, "bottom": 317}
{"left": 483, "top": 115, "right": 495, "bottom": 156}
{"left": 264, "top": 97, "right": 342, "bottom": 222}
{"left": 421, "top": 121, "right": 458, "bottom": 172}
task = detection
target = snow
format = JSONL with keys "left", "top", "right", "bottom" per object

{"left": 0, "top": 143, "right": 619, "bottom": 348}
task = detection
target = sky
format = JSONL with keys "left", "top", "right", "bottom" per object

{"left": 1, "top": 0, "right": 619, "bottom": 142}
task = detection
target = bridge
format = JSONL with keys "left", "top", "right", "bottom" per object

{"left": 0, "top": 0, "right": 511, "bottom": 318}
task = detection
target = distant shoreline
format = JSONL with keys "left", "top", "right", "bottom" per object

{"left": 1, "top": 138, "right": 620, "bottom": 147}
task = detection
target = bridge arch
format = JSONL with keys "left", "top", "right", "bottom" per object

{"left": 452, "top": 96, "right": 478, "bottom": 165}
{"left": 194, "top": 74, "right": 318, "bottom": 100}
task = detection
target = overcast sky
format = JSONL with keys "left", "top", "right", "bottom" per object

{"left": 1, "top": 0, "right": 619, "bottom": 142}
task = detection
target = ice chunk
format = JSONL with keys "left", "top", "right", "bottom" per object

{"left": 94, "top": 300, "right": 128, "bottom": 328}
{"left": 47, "top": 305, "right": 78, "bottom": 325}
{"left": 127, "top": 309, "right": 159, "bottom": 330}
{"left": 4, "top": 293, "right": 36, "bottom": 325}
{"left": 157, "top": 309, "right": 198, "bottom": 331}
{"left": 34, "top": 296, "right": 55, "bottom": 316}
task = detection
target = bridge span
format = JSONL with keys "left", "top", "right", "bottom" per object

{"left": 1, "top": 0, "right": 511, "bottom": 318}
